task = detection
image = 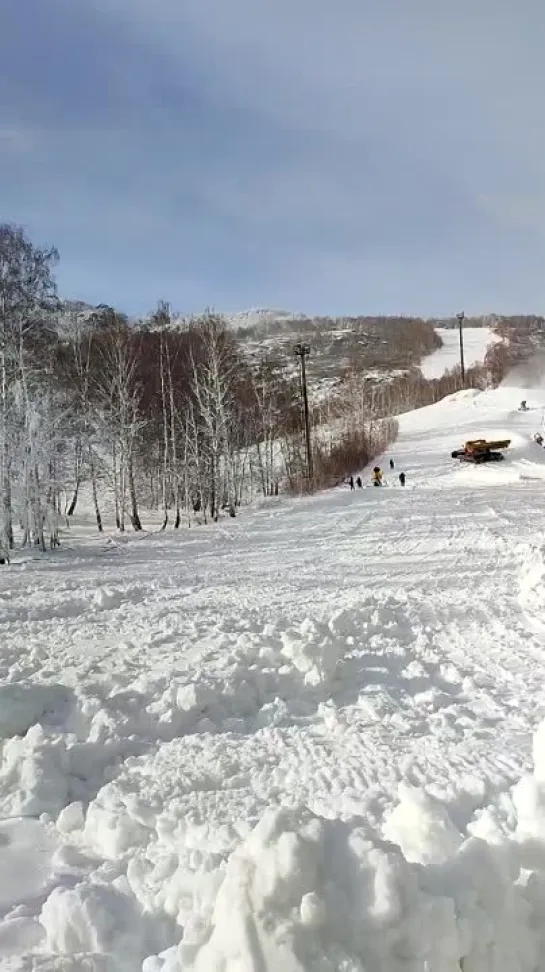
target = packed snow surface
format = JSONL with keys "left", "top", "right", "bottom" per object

{"left": 420, "top": 326, "right": 501, "bottom": 379}
{"left": 5, "top": 381, "right": 545, "bottom": 968}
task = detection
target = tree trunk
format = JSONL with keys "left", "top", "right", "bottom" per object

{"left": 112, "top": 440, "right": 122, "bottom": 530}
{"left": 128, "top": 459, "right": 142, "bottom": 531}
{"left": 159, "top": 335, "right": 170, "bottom": 529}
{"left": 90, "top": 455, "right": 103, "bottom": 532}
{"left": 67, "top": 483, "right": 79, "bottom": 517}
{"left": 166, "top": 349, "right": 181, "bottom": 529}
{"left": 1, "top": 447, "right": 13, "bottom": 559}
{"left": 32, "top": 463, "right": 46, "bottom": 552}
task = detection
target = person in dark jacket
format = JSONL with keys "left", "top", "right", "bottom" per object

{"left": 356, "top": 476, "right": 362, "bottom": 488}
{"left": 389, "top": 458, "right": 395, "bottom": 470}
{"left": 399, "top": 471, "right": 406, "bottom": 486}
{"left": 348, "top": 475, "right": 355, "bottom": 490}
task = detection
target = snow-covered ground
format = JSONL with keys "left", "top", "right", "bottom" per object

{"left": 420, "top": 326, "right": 501, "bottom": 379}
{"left": 5, "top": 382, "right": 545, "bottom": 969}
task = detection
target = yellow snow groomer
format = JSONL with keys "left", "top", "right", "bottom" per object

{"left": 451, "top": 438, "right": 511, "bottom": 464}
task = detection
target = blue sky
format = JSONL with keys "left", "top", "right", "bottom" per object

{"left": 1, "top": 0, "right": 544, "bottom": 317}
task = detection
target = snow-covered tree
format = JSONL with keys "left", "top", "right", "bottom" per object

{"left": 94, "top": 310, "right": 143, "bottom": 532}
{"left": 0, "top": 224, "right": 59, "bottom": 561}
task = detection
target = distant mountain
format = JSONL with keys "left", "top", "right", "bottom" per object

{"left": 222, "top": 308, "right": 307, "bottom": 332}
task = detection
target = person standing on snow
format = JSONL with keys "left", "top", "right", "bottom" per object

{"left": 348, "top": 475, "right": 355, "bottom": 490}
{"left": 389, "top": 458, "right": 395, "bottom": 470}
{"left": 356, "top": 476, "right": 362, "bottom": 488}
{"left": 372, "top": 467, "right": 383, "bottom": 486}
{"left": 399, "top": 471, "right": 406, "bottom": 486}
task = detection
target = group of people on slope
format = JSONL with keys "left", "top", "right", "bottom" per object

{"left": 348, "top": 457, "right": 406, "bottom": 491}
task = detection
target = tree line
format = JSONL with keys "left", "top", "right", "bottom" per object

{"left": 3, "top": 222, "right": 523, "bottom": 561}
{"left": 0, "top": 225, "right": 402, "bottom": 559}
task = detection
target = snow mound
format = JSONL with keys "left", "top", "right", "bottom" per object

{"left": 0, "top": 693, "right": 146, "bottom": 818}
{"left": 151, "top": 794, "right": 541, "bottom": 972}
{"left": 0, "top": 818, "right": 58, "bottom": 912}
{"left": 133, "top": 716, "right": 545, "bottom": 971}
{"left": 280, "top": 617, "right": 342, "bottom": 686}
{"left": 40, "top": 882, "right": 148, "bottom": 969}
{"left": 0, "top": 725, "right": 70, "bottom": 817}
{"left": 0, "top": 819, "right": 58, "bottom": 962}
{"left": 160, "top": 805, "right": 430, "bottom": 972}
{"left": 383, "top": 782, "right": 463, "bottom": 864}
{"left": 0, "top": 684, "right": 73, "bottom": 739}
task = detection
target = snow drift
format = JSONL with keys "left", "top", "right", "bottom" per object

{"left": 144, "top": 726, "right": 545, "bottom": 971}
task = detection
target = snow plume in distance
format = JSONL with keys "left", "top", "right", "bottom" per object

{"left": 501, "top": 352, "right": 545, "bottom": 390}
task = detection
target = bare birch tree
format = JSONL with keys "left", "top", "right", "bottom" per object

{"left": 0, "top": 225, "right": 58, "bottom": 561}
{"left": 96, "top": 312, "right": 144, "bottom": 532}
{"left": 190, "top": 314, "right": 239, "bottom": 520}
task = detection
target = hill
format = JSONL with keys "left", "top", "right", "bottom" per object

{"left": 59, "top": 299, "right": 507, "bottom": 399}
{"left": 4, "top": 374, "right": 545, "bottom": 967}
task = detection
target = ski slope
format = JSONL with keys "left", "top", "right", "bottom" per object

{"left": 420, "top": 326, "right": 501, "bottom": 379}
{"left": 4, "top": 384, "right": 545, "bottom": 969}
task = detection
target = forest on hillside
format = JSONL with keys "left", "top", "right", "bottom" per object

{"left": 0, "top": 224, "right": 529, "bottom": 560}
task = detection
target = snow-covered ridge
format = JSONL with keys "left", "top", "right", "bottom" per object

{"left": 221, "top": 307, "right": 307, "bottom": 330}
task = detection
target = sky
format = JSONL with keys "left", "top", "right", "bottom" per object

{"left": 1, "top": 0, "right": 544, "bottom": 318}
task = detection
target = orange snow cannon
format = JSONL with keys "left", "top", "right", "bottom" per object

{"left": 451, "top": 438, "right": 511, "bottom": 464}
